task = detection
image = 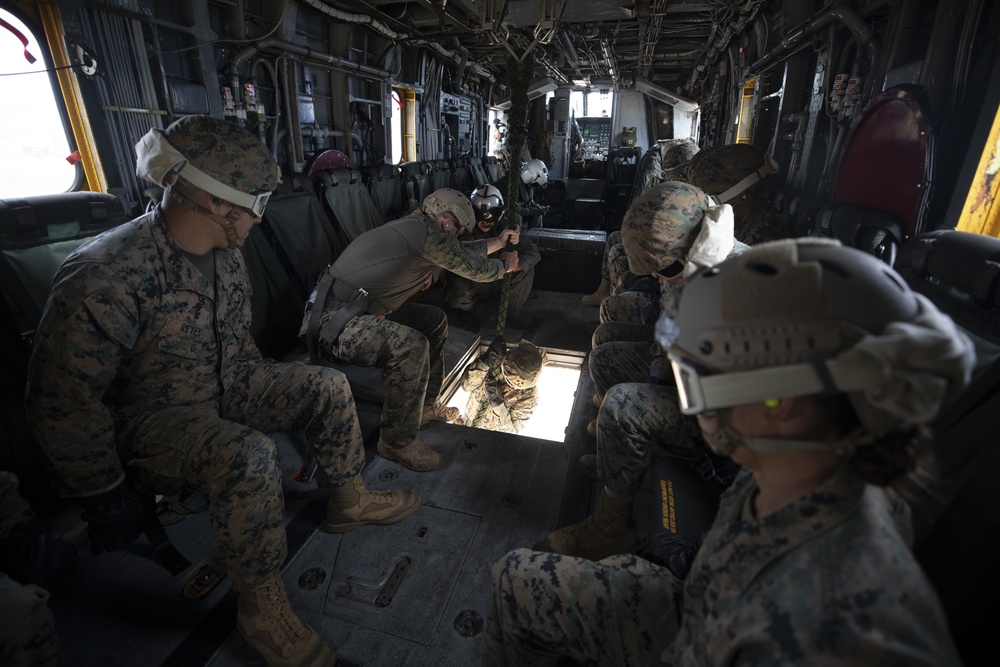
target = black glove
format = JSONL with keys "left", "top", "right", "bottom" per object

{"left": 483, "top": 336, "right": 507, "bottom": 371}
{"left": 637, "top": 533, "right": 702, "bottom": 580}
{"left": 0, "top": 522, "right": 80, "bottom": 589}
{"left": 79, "top": 480, "right": 153, "bottom": 555}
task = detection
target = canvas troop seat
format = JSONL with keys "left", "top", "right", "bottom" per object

{"left": 450, "top": 158, "right": 471, "bottom": 194}
{"left": 891, "top": 229, "right": 1000, "bottom": 667}
{"left": 362, "top": 164, "right": 407, "bottom": 223}
{"left": 484, "top": 156, "right": 503, "bottom": 184}
{"left": 430, "top": 159, "right": 453, "bottom": 191}
{"left": 469, "top": 157, "right": 489, "bottom": 189}
{"left": 316, "top": 166, "right": 383, "bottom": 249}
{"left": 400, "top": 161, "right": 433, "bottom": 208}
{"left": 0, "top": 192, "right": 129, "bottom": 512}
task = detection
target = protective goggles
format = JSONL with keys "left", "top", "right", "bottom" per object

{"left": 667, "top": 349, "right": 872, "bottom": 415}
{"left": 178, "top": 162, "right": 271, "bottom": 217}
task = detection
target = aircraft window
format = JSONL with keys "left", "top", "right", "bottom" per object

{"left": 444, "top": 346, "right": 582, "bottom": 442}
{"left": 390, "top": 90, "right": 403, "bottom": 163}
{"left": 570, "top": 89, "right": 614, "bottom": 119}
{"left": 0, "top": 8, "right": 75, "bottom": 198}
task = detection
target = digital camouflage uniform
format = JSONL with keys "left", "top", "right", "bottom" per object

{"left": 0, "top": 472, "right": 57, "bottom": 667}
{"left": 302, "top": 212, "right": 506, "bottom": 450}
{"left": 447, "top": 218, "right": 541, "bottom": 318}
{"left": 26, "top": 210, "right": 366, "bottom": 591}
{"left": 461, "top": 367, "right": 538, "bottom": 434}
{"left": 484, "top": 466, "right": 962, "bottom": 666}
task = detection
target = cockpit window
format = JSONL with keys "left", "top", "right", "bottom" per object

{"left": 0, "top": 8, "right": 76, "bottom": 198}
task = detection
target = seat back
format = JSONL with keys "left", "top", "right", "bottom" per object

{"left": 362, "top": 164, "right": 406, "bottom": 223}
{"left": 484, "top": 156, "right": 502, "bottom": 184}
{"left": 430, "top": 159, "right": 453, "bottom": 191}
{"left": 0, "top": 192, "right": 128, "bottom": 513}
{"left": 0, "top": 192, "right": 128, "bottom": 348}
{"left": 316, "top": 167, "right": 384, "bottom": 248}
{"left": 400, "top": 161, "right": 433, "bottom": 207}
{"left": 469, "top": 157, "right": 489, "bottom": 189}
{"left": 450, "top": 158, "right": 471, "bottom": 193}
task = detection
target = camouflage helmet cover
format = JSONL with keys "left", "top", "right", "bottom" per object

{"left": 502, "top": 341, "right": 547, "bottom": 389}
{"left": 163, "top": 115, "right": 280, "bottom": 194}
{"left": 422, "top": 188, "right": 475, "bottom": 232}
{"left": 621, "top": 181, "right": 713, "bottom": 275}
{"left": 660, "top": 139, "right": 700, "bottom": 170}
{"left": 686, "top": 143, "right": 770, "bottom": 202}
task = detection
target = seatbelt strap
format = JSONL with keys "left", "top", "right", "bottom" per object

{"left": 306, "top": 271, "right": 336, "bottom": 362}
{"left": 318, "top": 288, "right": 369, "bottom": 350}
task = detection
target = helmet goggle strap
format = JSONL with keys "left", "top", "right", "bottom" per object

{"left": 671, "top": 352, "right": 875, "bottom": 455}
{"left": 178, "top": 162, "right": 270, "bottom": 217}
{"left": 668, "top": 348, "right": 884, "bottom": 415}
{"left": 714, "top": 154, "right": 779, "bottom": 204}
{"left": 170, "top": 189, "right": 245, "bottom": 249}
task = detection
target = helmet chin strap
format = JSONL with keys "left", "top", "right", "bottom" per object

{"left": 170, "top": 190, "right": 244, "bottom": 249}
{"left": 700, "top": 408, "right": 869, "bottom": 457}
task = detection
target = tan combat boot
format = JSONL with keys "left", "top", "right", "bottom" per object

{"left": 581, "top": 277, "right": 611, "bottom": 306}
{"left": 237, "top": 576, "right": 336, "bottom": 667}
{"left": 419, "top": 403, "right": 461, "bottom": 428}
{"left": 377, "top": 437, "right": 443, "bottom": 472}
{"left": 323, "top": 475, "right": 421, "bottom": 533}
{"left": 538, "top": 487, "right": 638, "bottom": 560}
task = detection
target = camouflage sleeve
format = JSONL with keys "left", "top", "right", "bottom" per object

{"left": 460, "top": 238, "right": 490, "bottom": 256}
{"left": 507, "top": 388, "right": 538, "bottom": 429}
{"left": 423, "top": 226, "right": 505, "bottom": 283}
{"left": 462, "top": 365, "right": 487, "bottom": 391}
{"left": 25, "top": 261, "right": 134, "bottom": 497}
{"left": 0, "top": 471, "right": 35, "bottom": 537}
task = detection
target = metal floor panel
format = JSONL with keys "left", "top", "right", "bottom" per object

{"left": 207, "top": 422, "right": 571, "bottom": 667}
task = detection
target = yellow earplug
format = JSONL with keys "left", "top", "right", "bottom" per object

{"left": 764, "top": 398, "right": 781, "bottom": 408}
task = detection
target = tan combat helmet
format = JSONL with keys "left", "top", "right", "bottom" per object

{"left": 659, "top": 238, "right": 975, "bottom": 454}
{"left": 422, "top": 188, "right": 475, "bottom": 233}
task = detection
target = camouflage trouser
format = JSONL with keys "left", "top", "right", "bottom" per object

{"left": 323, "top": 301, "right": 448, "bottom": 449}
{"left": 597, "top": 383, "right": 699, "bottom": 496}
{"left": 482, "top": 548, "right": 680, "bottom": 666}
{"left": 592, "top": 321, "right": 654, "bottom": 349}
{"left": 446, "top": 264, "right": 536, "bottom": 316}
{"left": 599, "top": 291, "right": 658, "bottom": 326}
{"left": 0, "top": 574, "right": 57, "bottom": 666}
{"left": 599, "top": 232, "right": 622, "bottom": 281}
{"left": 589, "top": 341, "right": 659, "bottom": 397}
{"left": 119, "top": 360, "right": 365, "bottom": 590}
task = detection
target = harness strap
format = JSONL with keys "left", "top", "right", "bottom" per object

{"left": 306, "top": 271, "right": 336, "bottom": 362}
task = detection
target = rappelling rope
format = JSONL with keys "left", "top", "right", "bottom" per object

{"left": 497, "top": 52, "right": 534, "bottom": 337}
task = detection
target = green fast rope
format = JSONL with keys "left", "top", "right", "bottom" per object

{"left": 497, "top": 52, "right": 534, "bottom": 336}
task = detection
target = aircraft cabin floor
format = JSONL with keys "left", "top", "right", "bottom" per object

{"left": 46, "top": 286, "right": 636, "bottom": 667}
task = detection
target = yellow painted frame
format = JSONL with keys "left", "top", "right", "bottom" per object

{"left": 736, "top": 77, "right": 756, "bottom": 145}
{"left": 956, "top": 100, "right": 1000, "bottom": 238}
{"left": 37, "top": 2, "right": 107, "bottom": 193}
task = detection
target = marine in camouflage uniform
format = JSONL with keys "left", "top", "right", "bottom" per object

{"left": 446, "top": 188, "right": 541, "bottom": 322}
{"left": 485, "top": 239, "right": 973, "bottom": 667}
{"left": 582, "top": 140, "right": 701, "bottom": 308}
{"left": 462, "top": 340, "right": 545, "bottom": 434}
{"left": 302, "top": 188, "right": 521, "bottom": 472}
{"left": 26, "top": 116, "right": 418, "bottom": 667}
{"left": 544, "top": 182, "right": 746, "bottom": 560}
